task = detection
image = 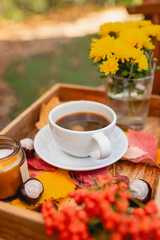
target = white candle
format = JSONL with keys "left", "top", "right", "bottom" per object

{"left": 0, "top": 149, "right": 13, "bottom": 159}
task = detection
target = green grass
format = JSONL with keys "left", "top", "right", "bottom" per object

{"left": 4, "top": 35, "right": 105, "bottom": 119}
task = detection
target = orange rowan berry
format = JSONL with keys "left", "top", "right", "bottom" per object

{"left": 77, "top": 210, "right": 88, "bottom": 222}
{"left": 144, "top": 200, "right": 158, "bottom": 215}
{"left": 45, "top": 217, "right": 53, "bottom": 228}
{"left": 119, "top": 182, "right": 128, "bottom": 190}
{"left": 110, "top": 232, "right": 123, "bottom": 240}
{"left": 118, "top": 190, "right": 130, "bottom": 200}
{"left": 115, "top": 199, "right": 129, "bottom": 213}
{"left": 98, "top": 201, "right": 110, "bottom": 213}
{"left": 46, "top": 227, "right": 54, "bottom": 236}
{"left": 104, "top": 219, "right": 115, "bottom": 231}
{"left": 69, "top": 191, "right": 76, "bottom": 198}
{"left": 42, "top": 210, "right": 49, "bottom": 219}
{"left": 133, "top": 208, "right": 145, "bottom": 217}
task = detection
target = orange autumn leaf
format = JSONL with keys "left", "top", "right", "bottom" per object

{"left": 35, "top": 96, "right": 60, "bottom": 129}
{"left": 157, "top": 148, "right": 160, "bottom": 164}
{"left": 12, "top": 169, "right": 76, "bottom": 209}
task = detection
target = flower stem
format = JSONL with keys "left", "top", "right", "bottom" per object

{"left": 128, "top": 61, "right": 134, "bottom": 116}
{"left": 128, "top": 100, "right": 134, "bottom": 116}
{"left": 129, "top": 61, "right": 134, "bottom": 79}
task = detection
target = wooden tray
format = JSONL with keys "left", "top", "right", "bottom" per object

{"left": 0, "top": 83, "right": 160, "bottom": 240}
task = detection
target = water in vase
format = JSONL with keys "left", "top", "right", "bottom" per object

{"left": 106, "top": 94, "right": 150, "bottom": 131}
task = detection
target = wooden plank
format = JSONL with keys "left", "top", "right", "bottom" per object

{"left": 59, "top": 84, "right": 105, "bottom": 103}
{"left": 155, "top": 177, "right": 160, "bottom": 211}
{"left": 0, "top": 202, "right": 50, "bottom": 240}
{"left": 116, "top": 161, "right": 160, "bottom": 198}
{"left": 149, "top": 94, "right": 160, "bottom": 117}
{"left": 127, "top": 2, "right": 160, "bottom": 15}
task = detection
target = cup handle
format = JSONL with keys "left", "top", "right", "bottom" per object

{"left": 90, "top": 132, "right": 111, "bottom": 160}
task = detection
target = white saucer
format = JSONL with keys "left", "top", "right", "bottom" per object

{"left": 34, "top": 125, "right": 128, "bottom": 171}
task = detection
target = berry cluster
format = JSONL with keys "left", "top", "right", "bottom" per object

{"left": 42, "top": 174, "right": 160, "bottom": 240}
{"left": 42, "top": 202, "right": 91, "bottom": 240}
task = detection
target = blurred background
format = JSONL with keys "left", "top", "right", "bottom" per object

{"left": 0, "top": 0, "right": 143, "bottom": 129}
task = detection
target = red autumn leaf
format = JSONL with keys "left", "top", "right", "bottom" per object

{"left": 29, "top": 168, "right": 45, "bottom": 178}
{"left": 123, "top": 146, "right": 147, "bottom": 159}
{"left": 69, "top": 166, "right": 110, "bottom": 188}
{"left": 122, "top": 130, "right": 159, "bottom": 168}
{"left": 30, "top": 172, "right": 37, "bottom": 178}
{"left": 27, "top": 158, "right": 57, "bottom": 172}
{"left": 128, "top": 129, "right": 157, "bottom": 161}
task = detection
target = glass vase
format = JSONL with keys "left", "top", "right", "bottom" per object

{"left": 105, "top": 74, "right": 154, "bottom": 131}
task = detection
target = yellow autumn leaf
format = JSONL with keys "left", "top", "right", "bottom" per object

{"left": 36, "top": 169, "right": 75, "bottom": 200}
{"left": 12, "top": 169, "right": 76, "bottom": 209}
{"left": 157, "top": 148, "right": 160, "bottom": 164}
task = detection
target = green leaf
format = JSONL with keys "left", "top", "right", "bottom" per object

{"left": 133, "top": 73, "right": 145, "bottom": 79}
{"left": 121, "top": 70, "right": 129, "bottom": 77}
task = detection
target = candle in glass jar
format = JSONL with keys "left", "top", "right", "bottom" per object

{"left": 0, "top": 149, "right": 13, "bottom": 159}
{"left": 0, "top": 136, "right": 29, "bottom": 200}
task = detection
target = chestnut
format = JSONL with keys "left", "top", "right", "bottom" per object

{"left": 19, "top": 178, "right": 44, "bottom": 204}
{"left": 129, "top": 179, "right": 152, "bottom": 205}
{"left": 20, "top": 138, "right": 35, "bottom": 158}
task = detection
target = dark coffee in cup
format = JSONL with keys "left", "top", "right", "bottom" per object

{"left": 55, "top": 112, "right": 110, "bottom": 131}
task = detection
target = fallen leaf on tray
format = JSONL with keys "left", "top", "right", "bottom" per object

{"left": 156, "top": 148, "right": 160, "bottom": 164}
{"left": 12, "top": 169, "right": 76, "bottom": 209}
{"left": 29, "top": 169, "right": 45, "bottom": 178}
{"left": 69, "top": 166, "right": 110, "bottom": 188}
{"left": 122, "top": 129, "right": 159, "bottom": 167}
{"left": 35, "top": 96, "right": 60, "bottom": 129}
{"left": 27, "top": 158, "right": 57, "bottom": 172}
{"left": 123, "top": 146, "right": 147, "bottom": 159}
{"left": 128, "top": 129, "right": 157, "bottom": 160}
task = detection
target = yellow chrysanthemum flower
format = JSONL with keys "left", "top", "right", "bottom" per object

{"left": 113, "top": 39, "right": 134, "bottom": 62}
{"left": 112, "top": 39, "right": 149, "bottom": 68}
{"left": 126, "top": 47, "right": 149, "bottom": 71}
{"left": 89, "top": 36, "right": 115, "bottom": 62}
{"left": 89, "top": 20, "right": 157, "bottom": 75}
{"left": 98, "top": 22, "right": 124, "bottom": 38}
{"left": 135, "top": 54, "right": 149, "bottom": 71}
{"left": 99, "top": 56, "right": 119, "bottom": 76}
{"left": 124, "top": 20, "right": 152, "bottom": 29}
{"left": 129, "top": 48, "right": 144, "bottom": 61}
{"left": 119, "top": 28, "right": 154, "bottom": 50}
{"left": 136, "top": 20, "right": 152, "bottom": 27}
{"left": 141, "top": 25, "right": 160, "bottom": 41}
{"left": 123, "top": 21, "right": 138, "bottom": 29}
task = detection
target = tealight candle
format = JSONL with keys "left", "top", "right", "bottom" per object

{"left": 0, "top": 135, "right": 29, "bottom": 200}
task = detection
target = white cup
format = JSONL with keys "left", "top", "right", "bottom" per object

{"left": 49, "top": 101, "right": 116, "bottom": 160}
